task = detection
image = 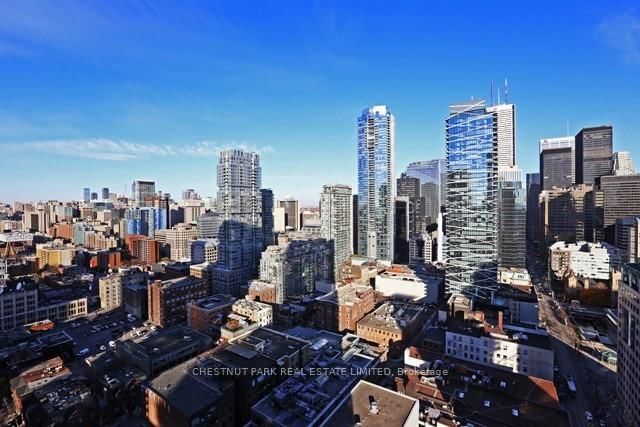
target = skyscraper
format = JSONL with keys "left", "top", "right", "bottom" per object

{"left": 261, "top": 189, "right": 275, "bottom": 248}
{"left": 357, "top": 105, "right": 395, "bottom": 262}
{"left": 406, "top": 159, "right": 445, "bottom": 228}
{"left": 394, "top": 196, "right": 414, "bottom": 264}
{"left": 593, "top": 175, "right": 640, "bottom": 243}
{"left": 486, "top": 103, "right": 516, "bottom": 169}
{"left": 278, "top": 197, "right": 299, "bottom": 230}
{"left": 525, "top": 173, "right": 540, "bottom": 243}
{"left": 498, "top": 166, "right": 526, "bottom": 269}
{"left": 613, "top": 151, "right": 636, "bottom": 176}
{"left": 575, "top": 125, "right": 613, "bottom": 185}
{"left": 196, "top": 210, "right": 221, "bottom": 239}
{"left": 83, "top": 187, "right": 90, "bottom": 203}
{"left": 320, "top": 184, "right": 352, "bottom": 280}
{"left": 618, "top": 263, "right": 640, "bottom": 426}
{"left": 212, "top": 149, "right": 263, "bottom": 296}
{"left": 90, "top": 192, "right": 98, "bottom": 201}
{"left": 101, "top": 187, "right": 109, "bottom": 200}
{"left": 445, "top": 100, "right": 499, "bottom": 299}
{"left": 132, "top": 180, "right": 156, "bottom": 207}
{"left": 397, "top": 173, "right": 423, "bottom": 234}
{"left": 540, "top": 137, "right": 574, "bottom": 190}
{"left": 538, "top": 184, "right": 593, "bottom": 246}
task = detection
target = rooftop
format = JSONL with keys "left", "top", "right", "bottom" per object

{"left": 147, "top": 358, "right": 227, "bottom": 418}
{"left": 358, "top": 302, "right": 424, "bottom": 333}
{"left": 190, "top": 294, "right": 236, "bottom": 311}
{"left": 315, "top": 284, "right": 372, "bottom": 307}
{"left": 123, "top": 325, "right": 212, "bottom": 356}
{"left": 152, "top": 275, "right": 205, "bottom": 290}
{"left": 323, "top": 380, "right": 418, "bottom": 427}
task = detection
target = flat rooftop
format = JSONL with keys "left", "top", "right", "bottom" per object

{"left": 358, "top": 302, "right": 424, "bottom": 333}
{"left": 315, "top": 284, "right": 372, "bottom": 307}
{"left": 323, "top": 380, "right": 418, "bottom": 427}
{"left": 190, "top": 294, "right": 236, "bottom": 311}
{"left": 154, "top": 276, "right": 205, "bottom": 290}
{"left": 125, "top": 326, "right": 211, "bottom": 356}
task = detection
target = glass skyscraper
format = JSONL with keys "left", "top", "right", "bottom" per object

{"left": 321, "top": 183, "right": 353, "bottom": 280}
{"left": 357, "top": 105, "right": 395, "bottom": 262}
{"left": 498, "top": 166, "right": 526, "bottom": 269}
{"left": 445, "top": 100, "right": 499, "bottom": 299}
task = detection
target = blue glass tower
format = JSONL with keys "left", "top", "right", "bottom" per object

{"left": 357, "top": 105, "right": 395, "bottom": 262}
{"left": 445, "top": 100, "right": 499, "bottom": 299}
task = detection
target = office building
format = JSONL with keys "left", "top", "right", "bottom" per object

{"left": 593, "top": 175, "right": 640, "bottom": 243}
{"left": 498, "top": 166, "right": 526, "bottom": 269}
{"left": 121, "top": 325, "right": 212, "bottom": 377}
{"left": 196, "top": 210, "right": 221, "bottom": 239}
{"left": 486, "top": 103, "right": 516, "bottom": 169}
{"left": 445, "top": 100, "right": 499, "bottom": 299}
{"left": 538, "top": 184, "right": 593, "bottom": 246}
{"left": 375, "top": 264, "right": 443, "bottom": 303}
{"left": 148, "top": 276, "right": 209, "bottom": 327}
{"left": 397, "top": 173, "right": 423, "bottom": 233}
{"left": 312, "top": 283, "right": 375, "bottom": 332}
{"left": 357, "top": 302, "right": 426, "bottom": 350}
{"left": 613, "top": 151, "right": 636, "bottom": 176}
{"left": 261, "top": 189, "right": 275, "bottom": 248}
{"left": 357, "top": 105, "right": 395, "bottom": 262}
{"left": 618, "top": 263, "right": 640, "bottom": 426}
{"left": 352, "top": 194, "right": 358, "bottom": 253}
{"left": 181, "top": 198, "right": 204, "bottom": 224}
{"left": 132, "top": 180, "right": 156, "bottom": 207}
{"left": 125, "top": 207, "right": 167, "bottom": 238}
{"left": 191, "top": 239, "right": 218, "bottom": 264}
{"left": 278, "top": 197, "right": 299, "bottom": 230}
{"left": 273, "top": 206, "right": 286, "bottom": 233}
{"left": 83, "top": 188, "right": 90, "bottom": 203}
{"left": 181, "top": 188, "right": 198, "bottom": 200}
{"left": 91, "top": 192, "right": 98, "bottom": 200}
{"left": 575, "top": 125, "right": 613, "bottom": 185}
{"left": 526, "top": 173, "right": 540, "bottom": 243}
{"left": 406, "top": 159, "right": 446, "bottom": 228}
{"left": 101, "top": 187, "right": 109, "bottom": 200}
{"left": 539, "top": 136, "right": 574, "bottom": 190}
{"left": 615, "top": 216, "right": 640, "bottom": 263}
{"left": 99, "top": 268, "right": 148, "bottom": 314}
{"left": 0, "top": 281, "right": 88, "bottom": 331}
{"left": 164, "top": 223, "right": 197, "bottom": 261}
{"left": 212, "top": 149, "right": 263, "bottom": 297}
{"left": 320, "top": 184, "right": 352, "bottom": 281}
{"left": 186, "top": 294, "right": 236, "bottom": 333}
{"left": 548, "top": 241, "right": 620, "bottom": 281}
{"left": 231, "top": 298, "right": 273, "bottom": 326}
{"left": 394, "top": 196, "right": 414, "bottom": 264}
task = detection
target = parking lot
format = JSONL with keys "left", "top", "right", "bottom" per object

{"left": 57, "top": 309, "right": 148, "bottom": 360}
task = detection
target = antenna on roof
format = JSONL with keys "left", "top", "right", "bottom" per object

{"left": 490, "top": 81, "right": 494, "bottom": 106}
{"left": 504, "top": 78, "right": 509, "bottom": 104}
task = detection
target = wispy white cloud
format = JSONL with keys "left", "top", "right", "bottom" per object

{"left": 14, "top": 139, "right": 274, "bottom": 161}
{"left": 597, "top": 12, "right": 640, "bottom": 64}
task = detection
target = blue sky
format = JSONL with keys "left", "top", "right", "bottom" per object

{"left": 1, "top": 1, "right": 639, "bottom": 205}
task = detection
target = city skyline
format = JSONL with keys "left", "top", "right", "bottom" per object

{"left": 2, "top": 1, "right": 640, "bottom": 204}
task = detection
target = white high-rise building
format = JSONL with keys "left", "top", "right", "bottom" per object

{"left": 212, "top": 149, "right": 263, "bottom": 296}
{"left": 357, "top": 105, "right": 395, "bottom": 262}
{"left": 613, "top": 151, "right": 636, "bottom": 176}
{"left": 486, "top": 103, "right": 516, "bottom": 169}
{"left": 320, "top": 184, "right": 352, "bottom": 280}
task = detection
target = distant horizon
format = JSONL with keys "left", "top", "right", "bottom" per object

{"left": 2, "top": 1, "right": 639, "bottom": 204}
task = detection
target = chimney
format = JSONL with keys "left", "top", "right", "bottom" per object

{"left": 498, "top": 311, "right": 504, "bottom": 331}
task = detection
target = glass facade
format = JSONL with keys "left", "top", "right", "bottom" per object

{"left": 406, "top": 159, "right": 446, "bottom": 227}
{"left": 445, "top": 100, "right": 498, "bottom": 299}
{"left": 357, "top": 105, "right": 395, "bottom": 262}
{"left": 498, "top": 168, "right": 526, "bottom": 269}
